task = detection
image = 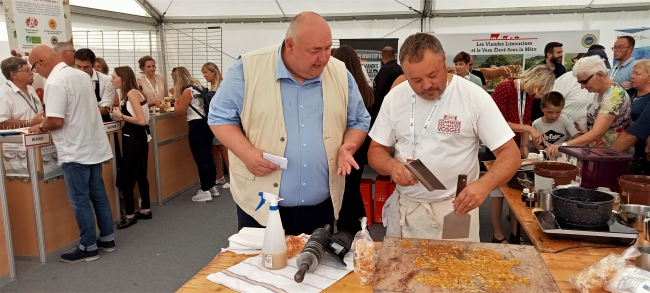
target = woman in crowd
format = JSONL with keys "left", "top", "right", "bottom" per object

{"left": 138, "top": 55, "right": 167, "bottom": 107}
{"left": 628, "top": 60, "right": 650, "bottom": 122}
{"left": 332, "top": 45, "right": 374, "bottom": 236}
{"left": 453, "top": 51, "right": 482, "bottom": 88}
{"left": 173, "top": 67, "right": 219, "bottom": 202}
{"left": 625, "top": 60, "right": 650, "bottom": 173}
{"left": 490, "top": 64, "right": 555, "bottom": 244}
{"left": 94, "top": 57, "right": 109, "bottom": 75}
{"left": 202, "top": 62, "right": 230, "bottom": 188}
{"left": 547, "top": 56, "right": 633, "bottom": 156}
{"left": 111, "top": 66, "right": 151, "bottom": 229}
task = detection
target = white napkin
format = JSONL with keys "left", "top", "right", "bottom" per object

{"left": 223, "top": 227, "right": 266, "bottom": 255}
{"left": 207, "top": 252, "right": 353, "bottom": 293}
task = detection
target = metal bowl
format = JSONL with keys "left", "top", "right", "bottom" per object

{"left": 618, "top": 204, "right": 650, "bottom": 232}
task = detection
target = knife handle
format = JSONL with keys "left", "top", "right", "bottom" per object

{"left": 456, "top": 174, "right": 468, "bottom": 197}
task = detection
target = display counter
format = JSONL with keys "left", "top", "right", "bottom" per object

{"left": 0, "top": 122, "right": 120, "bottom": 263}
{"left": 0, "top": 142, "right": 15, "bottom": 285}
{"left": 148, "top": 112, "right": 199, "bottom": 204}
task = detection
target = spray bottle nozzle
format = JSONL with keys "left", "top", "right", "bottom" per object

{"left": 255, "top": 192, "right": 283, "bottom": 211}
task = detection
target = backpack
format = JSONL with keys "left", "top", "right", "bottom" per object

{"left": 184, "top": 85, "right": 215, "bottom": 119}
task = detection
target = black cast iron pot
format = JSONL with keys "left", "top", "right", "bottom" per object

{"left": 551, "top": 188, "right": 615, "bottom": 227}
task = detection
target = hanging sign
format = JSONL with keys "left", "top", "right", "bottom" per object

{"left": 433, "top": 30, "right": 600, "bottom": 89}
{"left": 9, "top": 0, "right": 68, "bottom": 53}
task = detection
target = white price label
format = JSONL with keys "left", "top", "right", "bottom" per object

{"left": 22, "top": 133, "right": 51, "bottom": 147}
{"left": 104, "top": 122, "right": 121, "bottom": 133}
{"left": 264, "top": 254, "right": 272, "bottom": 268}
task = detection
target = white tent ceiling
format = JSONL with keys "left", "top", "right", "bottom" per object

{"left": 68, "top": 0, "right": 650, "bottom": 23}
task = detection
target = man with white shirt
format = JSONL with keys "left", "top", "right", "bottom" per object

{"left": 367, "top": 33, "right": 520, "bottom": 241}
{"left": 0, "top": 57, "right": 44, "bottom": 128}
{"left": 74, "top": 48, "right": 114, "bottom": 122}
{"left": 28, "top": 45, "right": 115, "bottom": 263}
{"left": 53, "top": 42, "right": 75, "bottom": 67}
{"left": 610, "top": 36, "right": 639, "bottom": 90}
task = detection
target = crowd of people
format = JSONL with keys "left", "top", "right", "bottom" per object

{"left": 1, "top": 11, "right": 649, "bottom": 262}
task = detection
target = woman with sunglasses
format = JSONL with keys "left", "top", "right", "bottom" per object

{"left": 547, "top": 55, "right": 633, "bottom": 157}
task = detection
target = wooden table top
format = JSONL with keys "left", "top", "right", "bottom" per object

{"left": 176, "top": 243, "right": 383, "bottom": 293}
{"left": 177, "top": 241, "right": 611, "bottom": 293}
{"left": 541, "top": 253, "right": 609, "bottom": 293}
{"left": 484, "top": 161, "right": 646, "bottom": 256}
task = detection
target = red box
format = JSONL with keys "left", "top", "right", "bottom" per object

{"left": 364, "top": 202, "right": 373, "bottom": 226}
{"left": 374, "top": 201, "right": 385, "bottom": 224}
{"left": 388, "top": 182, "right": 396, "bottom": 196}
{"left": 375, "top": 175, "right": 391, "bottom": 201}
{"left": 360, "top": 178, "right": 373, "bottom": 204}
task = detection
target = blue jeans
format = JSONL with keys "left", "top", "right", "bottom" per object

{"left": 61, "top": 162, "right": 115, "bottom": 251}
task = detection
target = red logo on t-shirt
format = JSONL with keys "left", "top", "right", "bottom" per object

{"left": 438, "top": 114, "right": 461, "bottom": 135}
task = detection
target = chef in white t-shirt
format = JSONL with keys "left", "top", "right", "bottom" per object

{"left": 368, "top": 33, "right": 521, "bottom": 241}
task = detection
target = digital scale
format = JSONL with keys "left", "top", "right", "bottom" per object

{"left": 535, "top": 210, "right": 639, "bottom": 245}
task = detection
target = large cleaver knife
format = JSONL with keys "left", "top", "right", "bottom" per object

{"left": 441, "top": 174, "right": 470, "bottom": 239}
{"left": 404, "top": 159, "right": 446, "bottom": 191}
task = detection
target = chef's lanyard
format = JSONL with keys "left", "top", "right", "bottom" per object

{"left": 609, "top": 66, "right": 620, "bottom": 79}
{"left": 144, "top": 75, "right": 159, "bottom": 98}
{"left": 516, "top": 79, "right": 526, "bottom": 125}
{"left": 410, "top": 94, "right": 439, "bottom": 159}
{"left": 8, "top": 83, "right": 38, "bottom": 114}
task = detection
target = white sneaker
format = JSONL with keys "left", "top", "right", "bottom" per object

{"left": 209, "top": 186, "right": 220, "bottom": 198}
{"left": 222, "top": 182, "right": 230, "bottom": 189}
{"left": 216, "top": 177, "right": 226, "bottom": 185}
{"left": 192, "top": 190, "right": 213, "bottom": 202}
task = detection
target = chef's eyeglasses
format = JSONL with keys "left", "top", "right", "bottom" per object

{"left": 577, "top": 74, "right": 595, "bottom": 85}
{"left": 30, "top": 60, "right": 43, "bottom": 73}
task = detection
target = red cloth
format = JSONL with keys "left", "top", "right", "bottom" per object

{"left": 491, "top": 78, "right": 536, "bottom": 139}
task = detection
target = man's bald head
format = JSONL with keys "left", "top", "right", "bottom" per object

{"left": 282, "top": 12, "right": 332, "bottom": 82}
{"left": 382, "top": 46, "right": 396, "bottom": 64}
{"left": 29, "top": 45, "right": 62, "bottom": 78}
{"left": 286, "top": 12, "right": 329, "bottom": 43}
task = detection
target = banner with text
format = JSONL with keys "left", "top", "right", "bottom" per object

{"left": 9, "top": 0, "right": 67, "bottom": 53}
{"left": 433, "top": 30, "right": 600, "bottom": 89}
{"left": 339, "top": 39, "right": 399, "bottom": 87}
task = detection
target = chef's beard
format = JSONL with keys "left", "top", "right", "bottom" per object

{"left": 550, "top": 56, "right": 561, "bottom": 64}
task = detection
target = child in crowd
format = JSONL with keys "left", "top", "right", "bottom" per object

{"left": 531, "top": 91, "right": 581, "bottom": 151}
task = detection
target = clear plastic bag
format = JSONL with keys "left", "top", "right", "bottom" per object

{"left": 353, "top": 217, "right": 375, "bottom": 285}
{"left": 569, "top": 247, "right": 641, "bottom": 293}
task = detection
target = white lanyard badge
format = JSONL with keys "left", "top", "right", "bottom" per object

{"left": 609, "top": 66, "right": 621, "bottom": 79}
{"left": 516, "top": 79, "right": 527, "bottom": 125}
{"left": 144, "top": 75, "right": 159, "bottom": 98}
{"left": 410, "top": 94, "right": 440, "bottom": 159}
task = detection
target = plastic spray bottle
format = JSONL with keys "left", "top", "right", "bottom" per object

{"left": 255, "top": 192, "right": 287, "bottom": 270}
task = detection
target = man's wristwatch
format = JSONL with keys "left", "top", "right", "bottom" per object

{"left": 39, "top": 124, "right": 45, "bottom": 132}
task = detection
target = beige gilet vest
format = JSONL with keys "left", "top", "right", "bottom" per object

{"left": 230, "top": 44, "right": 349, "bottom": 226}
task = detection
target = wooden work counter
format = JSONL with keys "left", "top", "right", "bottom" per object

{"left": 146, "top": 112, "right": 199, "bottom": 204}
{"left": 0, "top": 127, "right": 120, "bottom": 264}
{"left": 177, "top": 242, "right": 614, "bottom": 293}
{"left": 484, "top": 161, "right": 646, "bottom": 255}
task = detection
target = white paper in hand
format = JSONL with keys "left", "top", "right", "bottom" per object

{"left": 263, "top": 152, "right": 288, "bottom": 169}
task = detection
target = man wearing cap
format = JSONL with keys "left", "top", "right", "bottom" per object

{"left": 553, "top": 48, "right": 610, "bottom": 133}
{"left": 610, "top": 36, "right": 639, "bottom": 90}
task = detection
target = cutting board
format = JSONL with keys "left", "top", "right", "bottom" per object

{"left": 372, "top": 237, "right": 561, "bottom": 293}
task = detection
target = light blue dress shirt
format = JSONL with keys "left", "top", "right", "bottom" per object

{"left": 208, "top": 46, "right": 371, "bottom": 207}
{"left": 610, "top": 57, "right": 638, "bottom": 84}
